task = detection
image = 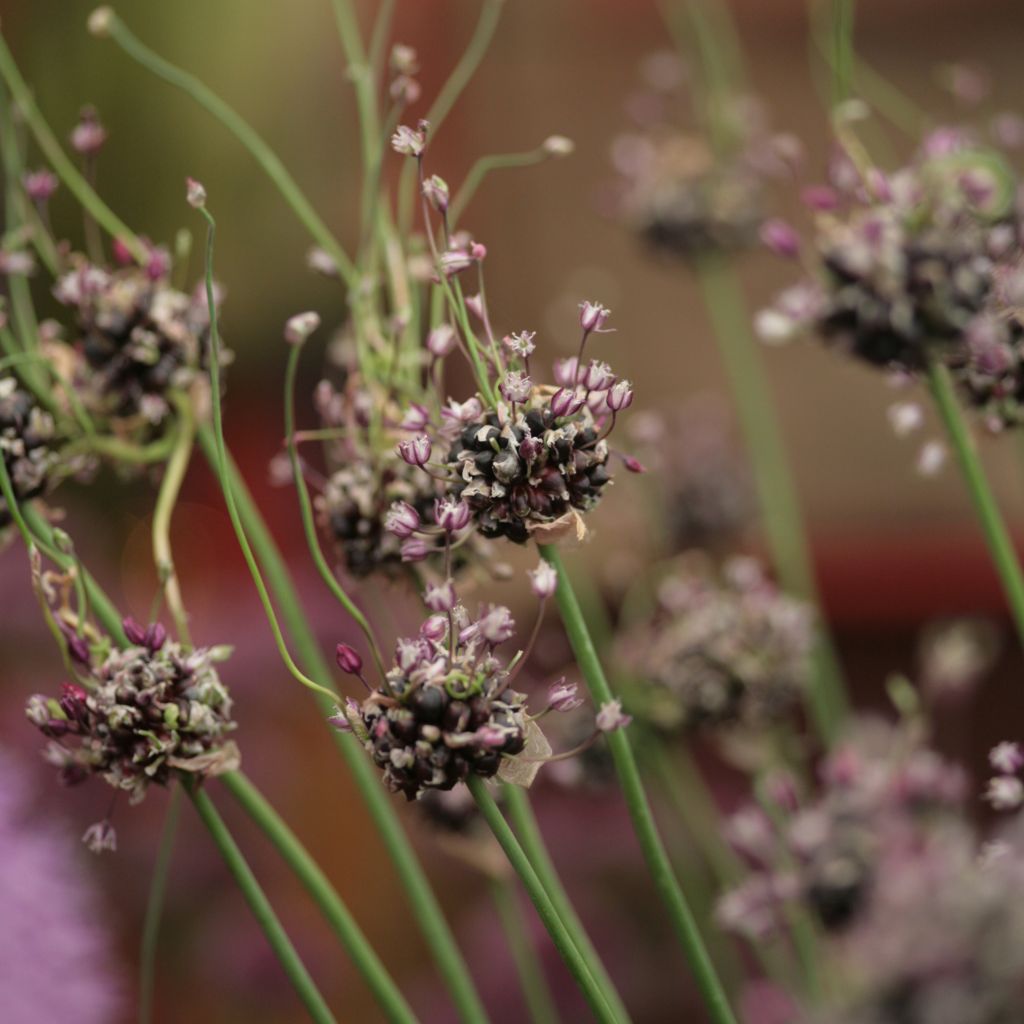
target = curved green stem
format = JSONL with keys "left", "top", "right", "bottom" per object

{"left": 283, "top": 342, "right": 386, "bottom": 677}
{"left": 449, "top": 147, "right": 550, "bottom": 228}
{"left": 928, "top": 360, "right": 1024, "bottom": 650}
{"left": 139, "top": 787, "right": 182, "bottom": 1024}
{"left": 220, "top": 771, "right": 417, "bottom": 1024}
{"left": 501, "top": 785, "right": 629, "bottom": 1023}
{"left": 467, "top": 777, "right": 618, "bottom": 1024}
{"left": 100, "top": 11, "right": 355, "bottom": 287}
{"left": 188, "top": 785, "right": 337, "bottom": 1024}
{"left": 694, "top": 254, "right": 847, "bottom": 743}
{"left": 0, "top": 31, "right": 148, "bottom": 263}
{"left": 537, "top": 546, "right": 738, "bottom": 1024}
{"left": 489, "top": 876, "right": 561, "bottom": 1024}
{"left": 151, "top": 395, "right": 195, "bottom": 645}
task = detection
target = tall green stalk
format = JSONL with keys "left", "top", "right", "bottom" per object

{"left": 467, "top": 777, "right": 619, "bottom": 1024}
{"left": 501, "top": 785, "right": 630, "bottom": 1023}
{"left": 927, "top": 361, "right": 1024, "bottom": 650}
{"left": 221, "top": 771, "right": 417, "bottom": 1024}
{"left": 695, "top": 254, "right": 848, "bottom": 743}
{"left": 188, "top": 785, "right": 337, "bottom": 1024}
{"left": 538, "top": 546, "right": 738, "bottom": 1024}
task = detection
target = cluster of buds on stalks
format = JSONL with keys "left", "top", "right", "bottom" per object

{"left": 25, "top": 618, "right": 239, "bottom": 852}
{"left": 620, "top": 554, "right": 813, "bottom": 736}
{"left": 53, "top": 254, "right": 226, "bottom": 436}
{"left": 608, "top": 52, "right": 801, "bottom": 258}
{"left": 717, "top": 718, "right": 966, "bottom": 941}
{"left": 0, "top": 371, "right": 64, "bottom": 528}
{"left": 757, "top": 117, "right": 1024, "bottom": 433}
{"left": 330, "top": 564, "right": 628, "bottom": 802}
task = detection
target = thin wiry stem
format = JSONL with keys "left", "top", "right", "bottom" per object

{"left": 449, "top": 147, "right": 553, "bottom": 228}
{"left": 538, "top": 546, "right": 738, "bottom": 1024}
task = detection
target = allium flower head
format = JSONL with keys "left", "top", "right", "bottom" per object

{"left": 622, "top": 554, "right": 813, "bottom": 734}
{"left": 27, "top": 624, "right": 239, "bottom": 814}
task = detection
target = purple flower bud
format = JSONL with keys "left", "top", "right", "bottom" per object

{"left": 144, "top": 246, "right": 171, "bottom": 281}
{"left": 579, "top": 300, "right": 611, "bottom": 334}
{"left": 335, "top": 643, "right": 364, "bottom": 675}
{"left": 596, "top": 699, "right": 631, "bottom": 733}
{"left": 400, "top": 404, "right": 430, "bottom": 432}
{"left": 606, "top": 378, "right": 634, "bottom": 412}
{"left": 62, "top": 627, "right": 91, "bottom": 666}
{"left": 284, "top": 311, "right": 321, "bottom": 346}
{"left": 427, "top": 324, "right": 457, "bottom": 358}
{"left": 122, "top": 617, "right": 147, "bottom": 646}
{"left": 144, "top": 623, "right": 168, "bottom": 652}
{"left": 500, "top": 370, "right": 533, "bottom": 404}
{"left": 422, "top": 174, "right": 449, "bottom": 213}
{"left": 464, "top": 293, "right": 485, "bottom": 321}
{"left": 553, "top": 357, "right": 579, "bottom": 387}
{"left": 470, "top": 241, "right": 487, "bottom": 261}
{"left": 865, "top": 167, "right": 892, "bottom": 202}
{"left": 420, "top": 615, "right": 448, "bottom": 642}
{"left": 70, "top": 108, "right": 107, "bottom": 155}
{"left": 23, "top": 169, "right": 58, "bottom": 202}
{"left": 391, "top": 124, "right": 426, "bottom": 156}
{"left": 397, "top": 434, "right": 432, "bottom": 466}
{"left": 582, "top": 360, "right": 615, "bottom": 392}
{"left": 548, "top": 678, "right": 583, "bottom": 712}
{"left": 401, "top": 537, "right": 430, "bottom": 562}
{"left": 759, "top": 218, "right": 800, "bottom": 259}
{"left": 990, "top": 741, "right": 1024, "bottom": 775}
{"left": 434, "top": 497, "right": 471, "bottom": 533}
{"left": 529, "top": 561, "right": 558, "bottom": 599}
{"left": 622, "top": 454, "right": 646, "bottom": 473}
{"left": 550, "top": 387, "right": 585, "bottom": 418}
{"left": 58, "top": 683, "right": 89, "bottom": 725}
{"left": 185, "top": 177, "right": 207, "bottom": 209}
{"left": 424, "top": 580, "right": 457, "bottom": 612}
{"left": 385, "top": 501, "right": 421, "bottom": 538}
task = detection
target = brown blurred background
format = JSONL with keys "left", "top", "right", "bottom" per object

{"left": 2, "top": 0, "right": 1024, "bottom": 1021}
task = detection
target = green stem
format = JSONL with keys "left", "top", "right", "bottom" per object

{"left": 694, "top": 254, "right": 847, "bottom": 744}
{"left": 449, "top": 148, "right": 550, "bottom": 228}
{"left": 501, "top": 785, "right": 629, "bottom": 1023}
{"left": 283, "top": 342, "right": 386, "bottom": 677}
{"left": 139, "top": 787, "right": 182, "bottom": 1024}
{"left": 187, "top": 785, "right": 337, "bottom": 1024}
{"left": 0, "top": 32, "right": 147, "bottom": 263}
{"left": 220, "top": 771, "right": 417, "bottom": 1024}
{"left": 195, "top": 429, "right": 491, "bottom": 1024}
{"left": 467, "top": 777, "right": 618, "bottom": 1024}
{"left": 100, "top": 11, "right": 355, "bottom": 287}
{"left": 538, "top": 546, "right": 737, "bottom": 1024}
{"left": 829, "top": 0, "right": 855, "bottom": 108}
{"left": 928, "top": 360, "right": 1024, "bottom": 650}
{"left": 489, "top": 877, "right": 561, "bottom": 1024}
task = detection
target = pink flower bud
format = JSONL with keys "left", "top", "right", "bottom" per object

{"left": 529, "top": 561, "right": 558, "bottom": 599}
{"left": 424, "top": 580, "right": 457, "bottom": 612}
{"left": 385, "top": 501, "right": 420, "bottom": 538}
{"left": 186, "top": 177, "right": 207, "bottom": 209}
{"left": 464, "top": 293, "right": 485, "bottom": 321}
{"left": 420, "top": 615, "right": 448, "bottom": 642}
{"left": 990, "top": 742, "right": 1024, "bottom": 775}
{"left": 70, "top": 107, "right": 107, "bottom": 155}
{"left": 800, "top": 185, "right": 840, "bottom": 211}
{"left": 606, "top": 378, "right": 634, "bottom": 412}
{"left": 427, "top": 324, "right": 457, "bottom": 358}
{"left": 400, "top": 404, "right": 430, "bottom": 432}
{"left": 550, "top": 387, "right": 585, "bottom": 418}
{"left": 579, "top": 300, "right": 611, "bottom": 334}
{"left": 335, "top": 643, "right": 363, "bottom": 675}
{"left": 284, "top": 311, "right": 321, "bottom": 346}
{"left": 23, "top": 169, "right": 58, "bottom": 202}
{"left": 397, "top": 434, "right": 432, "bottom": 466}
{"left": 470, "top": 241, "right": 487, "bottom": 261}
{"left": 434, "top": 497, "right": 471, "bottom": 534}
{"left": 596, "top": 699, "right": 631, "bottom": 733}
{"left": 759, "top": 218, "right": 800, "bottom": 259}
{"left": 422, "top": 174, "right": 449, "bottom": 212}
{"left": 401, "top": 537, "right": 430, "bottom": 563}
{"left": 622, "top": 455, "right": 646, "bottom": 473}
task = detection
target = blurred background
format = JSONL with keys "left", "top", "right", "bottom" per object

{"left": 2, "top": 0, "right": 1024, "bottom": 1020}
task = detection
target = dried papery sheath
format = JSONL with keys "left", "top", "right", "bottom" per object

{"left": 0, "top": 373, "right": 64, "bottom": 527}
{"left": 621, "top": 554, "right": 813, "bottom": 735}
{"left": 26, "top": 621, "right": 239, "bottom": 822}
{"left": 53, "top": 258, "right": 229, "bottom": 435}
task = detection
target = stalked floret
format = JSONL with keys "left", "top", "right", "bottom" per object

{"left": 442, "top": 386, "right": 613, "bottom": 543}
{"left": 0, "top": 372, "right": 63, "bottom": 526}
{"left": 26, "top": 619, "right": 239, "bottom": 826}
{"left": 622, "top": 554, "right": 813, "bottom": 734}
{"left": 53, "top": 257, "right": 226, "bottom": 431}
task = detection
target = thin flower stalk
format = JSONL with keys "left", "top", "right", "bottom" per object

{"left": 467, "top": 776, "right": 621, "bottom": 1024}
{"left": 220, "top": 771, "right": 418, "bottom": 1024}
{"left": 187, "top": 785, "right": 338, "bottom": 1024}
{"left": 538, "top": 546, "right": 738, "bottom": 1024}
{"left": 927, "top": 360, "right": 1024, "bottom": 649}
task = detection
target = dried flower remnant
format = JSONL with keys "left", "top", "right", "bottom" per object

{"left": 609, "top": 55, "right": 798, "bottom": 259}
{"left": 53, "top": 258, "right": 227, "bottom": 433}
{"left": 623, "top": 554, "right": 813, "bottom": 734}
{"left": 0, "top": 749, "right": 123, "bottom": 1022}
{"left": 26, "top": 619, "right": 239, "bottom": 847}
{"left": 0, "top": 373, "right": 64, "bottom": 526}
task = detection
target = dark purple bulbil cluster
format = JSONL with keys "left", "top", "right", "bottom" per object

{"left": 757, "top": 132, "right": 1024, "bottom": 432}
{"left": 349, "top": 606, "right": 532, "bottom": 800}
{"left": 54, "top": 259, "right": 222, "bottom": 431}
{"left": 26, "top": 620, "right": 238, "bottom": 807}
{"left": 0, "top": 372, "right": 61, "bottom": 527}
